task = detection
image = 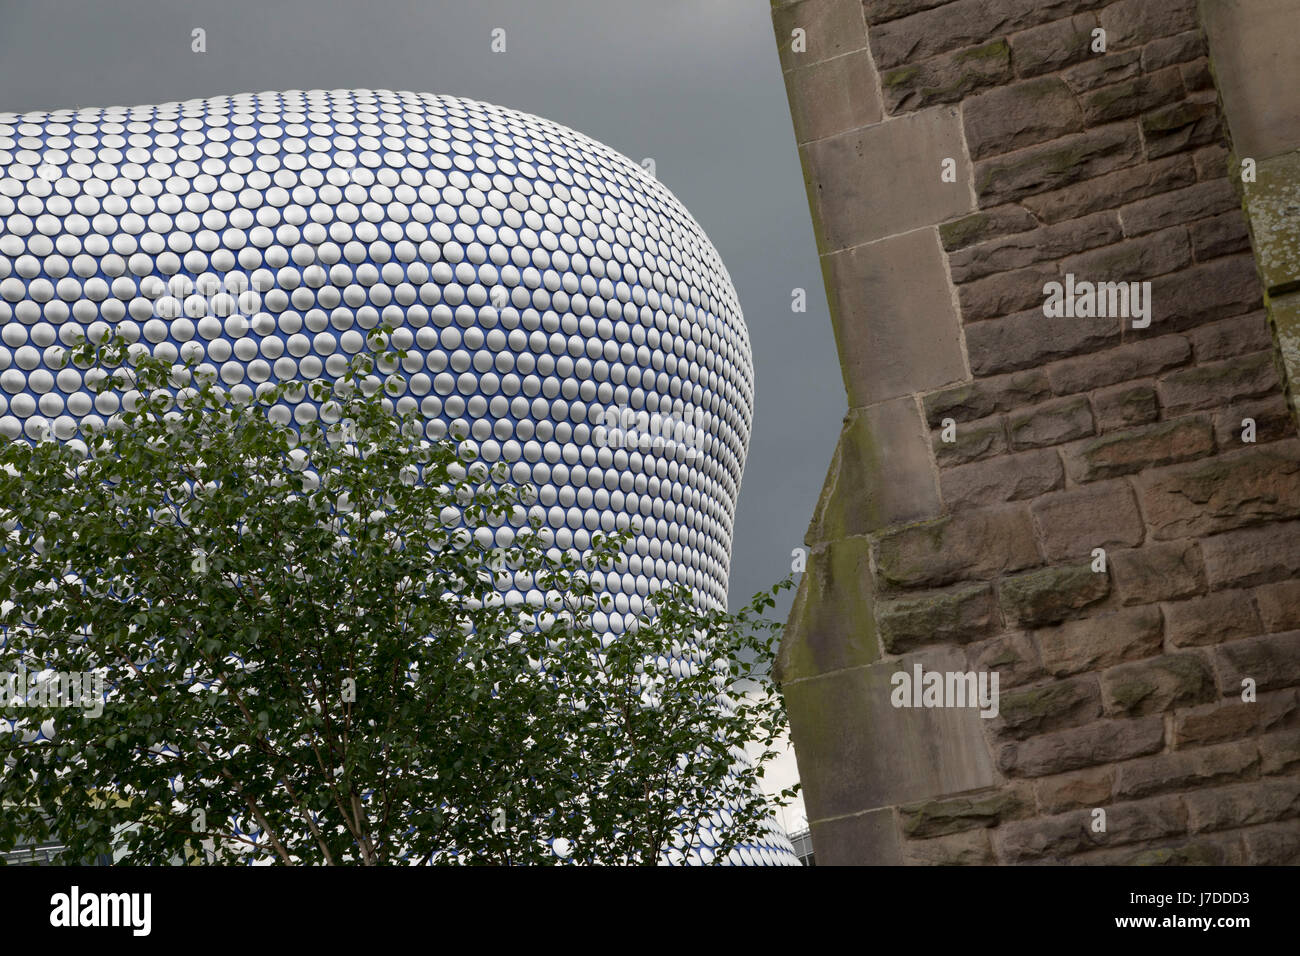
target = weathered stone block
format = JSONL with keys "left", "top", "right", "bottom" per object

{"left": 1260, "top": 728, "right": 1300, "bottom": 776}
{"left": 862, "top": 0, "right": 949, "bottom": 26}
{"left": 876, "top": 582, "right": 997, "bottom": 654}
{"left": 947, "top": 211, "right": 1121, "bottom": 284}
{"left": 997, "top": 716, "right": 1166, "bottom": 777}
{"left": 1140, "top": 29, "right": 1207, "bottom": 71}
{"left": 992, "top": 675, "right": 1103, "bottom": 739}
{"left": 941, "top": 447, "right": 1064, "bottom": 507}
{"left": 938, "top": 205, "right": 1038, "bottom": 252}
{"left": 1062, "top": 48, "right": 1141, "bottom": 93}
{"left": 1079, "top": 67, "right": 1185, "bottom": 126}
{"left": 1181, "top": 58, "right": 1214, "bottom": 92}
{"left": 1215, "top": 396, "right": 1296, "bottom": 449}
{"left": 1189, "top": 311, "right": 1273, "bottom": 363}
{"left": 1216, "top": 630, "right": 1300, "bottom": 694}
{"left": 881, "top": 39, "right": 1012, "bottom": 113}
{"left": 1173, "top": 689, "right": 1299, "bottom": 748}
{"left": 1114, "top": 741, "right": 1260, "bottom": 800}
{"left": 1147, "top": 254, "right": 1262, "bottom": 332}
{"left": 1119, "top": 179, "right": 1239, "bottom": 237}
{"left": 1163, "top": 589, "right": 1261, "bottom": 647}
{"left": 899, "top": 786, "right": 1031, "bottom": 838}
{"left": 1031, "top": 480, "right": 1145, "bottom": 560}
{"left": 1185, "top": 778, "right": 1300, "bottom": 833}
{"left": 1189, "top": 209, "right": 1252, "bottom": 260}
{"left": 786, "top": 49, "right": 883, "bottom": 144}
{"left": 776, "top": 537, "right": 878, "bottom": 683}
{"left": 806, "top": 398, "right": 942, "bottom": 545}
{"left": 1156, "top": 350, "right": 1280, "bottom": 416}
{"left": 1077, "top": 834, "right": 1241, "bottom": 865}
{"left": 964, "top": 75, "right": 1083, "bottom": 161}
{"left": 803, "top": 109, "right": 972, "bottom": 251}
{"left": 1141, "top": 97, "right": 1223, "bottom": 159}
{"left": 923, "top": 368, "right": 1050, "bottom": 424}
{"left": 824, "top": 228, "right": 968, "bottom": 405}
{"left": 1244, "top": 823, "right": 1300, "bottom": 865}
{"left": 1242, "top": 150, "right": 1300, "bottom": 296}
{"left": 1199, "top": 0, "right": 1300, "bottom": 160}
{"left": 1009, "top": 14, "right": 1097, "bottom": 79}
{"left": 1111, "top": 540, "right": 1205, "bottom": 605}
{"left": 1255, "top": 580, "right": 1300, "bottom": 633}
{"left": 958, "top": 264, "right": 1058, "bottom": 322}
{"left": 967, "top": 631, "right": 1044, "bottom": 688}
{"left": 1000, "top": 561, "right": 1110, "bottom": 629}
{"left": 932, "top": 414, "right": 1007, "bottom": 466}
{"left": 808, "top": 808, "right": 902, "bottom": 866}
{"left": 1092, "top": 382, "right": 1159, "bottom": 432}
{"left": 785, "top": 648, "right": 997, "bottom": 821}
{"left": 1101, "top": 652, "right": 1217, "bottom": 716}
{"left": 1036, "top": 606, "right": 1164, "bottom": 677}
{"left": 1035, "top": 766, "right": 1114, "bottom": 813}
{"left": 773, "top": 0, "right": 869, "bottom": 71}
{"left": 901, "top": 827, "right": 996, "bottom": 865}
{"left": 1136, "top": 440, "right": 1300, "bottom": 540}
{"left": 872, "top": 505, "right": 1041, "bottom": 590}
{"left": 1098, "top": 0, "right": 1199, "bottom": 50}
{"left": 1021, "top": 153, "right": 1196, "bottom": 224}
{"left": 975, "top": 122, "right": 1143, "bottom": 206}
{"left": 1008, "top": 396, "right": 1095, "bottom": 450}
{"left": 1046, "top": 334, "right": 1190, "bottom": 395}
{"left": 1060, "top": 226, "right": 1192, "bottom": 281}
{"left": 1202, "top": 519, "right": 1300, "bottom": 589}
{"left": 1063, "top": 416, "right": 1214, "bottom": 482}
{"left": 1194, "top": 143, "right": 1229, "bottom": 181}
{"left": 869, "top": 0, "right": 1108, "bottom": 70}
{"left": 966, "top": 308, "right": 1122, "bottom": 376}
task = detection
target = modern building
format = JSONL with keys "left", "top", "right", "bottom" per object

{"left": 0, "top": 88, "right": 797, "bottom": 865}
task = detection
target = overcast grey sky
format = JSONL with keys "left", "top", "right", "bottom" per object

{"left": 0, "top": 0, "right": 843, "bottom": 614}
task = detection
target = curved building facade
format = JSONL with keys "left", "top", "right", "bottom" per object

{"left": 0, "top": 89, "right": 796, "bottom": 865}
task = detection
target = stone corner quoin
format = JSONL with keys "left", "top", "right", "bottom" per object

{"left": 773, "top": 0, "right": 1300, "bottom": 865}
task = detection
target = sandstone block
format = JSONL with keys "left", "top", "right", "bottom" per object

{"left": 1036, "top": 605, "right": 1164, "bottom": 677}
{"left": 1111, "top": 540, "right": 1206, "bottom": 605}
{"left": 876, "top": 582, "right": 997, "bottom": 654}
{"left": 1100, "top": 651, "right": 1217, "bottom": 716}
{"left": 872, "top": 506, "right": 1042, "bottom": 590}
{"left": 1216, "top": 630, "right": 1300, "bottom": 694}
{"left": 1063, "top": 416, "right": 1214, "bottom": 482}
{"left": 941, "top": 447, "right": 1064, "bottom": 507}
{"left": 998, "top": 716, "right": 1166, "bottom": 778}
{"left": 964, "top": 75, "right": 1083, "bottom": 160}
{"left": 1032, "top": 480, "right": 1146, "bottom": 560}
{"left": 1136, "top": 440, "right": 1300, "bottom": 540}
{"left": 1092, "top": 382, "right": 1159, "bottom": 432}
{"left": 992, "top": 675, "right": 1103, "bottom": 739}
{"left": 1163, "top": 589, "right": 1261, "bottom": 647}
{"left": 1000, "top": 561, "right": 1111, "bottom": 628}
{"left": 975, "top": 123, "right": 1143, "bottom": 206}
{"left": 1202, "top": 520, "right": 1300, "bottom": 589}
{"left": 1173, "top": 689, "right": 1299, "bottom": 748}
{"left": 923, "top": 368, "right": 1050, "bottom": 424}
{"left": 1046, "top": 334, "right": 1190, "bottom": 394}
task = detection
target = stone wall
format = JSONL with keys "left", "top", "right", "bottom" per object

{"left": 773, "top": 0, "right": 1300, "bottom": 864}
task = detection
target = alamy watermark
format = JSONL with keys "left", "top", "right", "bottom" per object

{"left": 890, "top": 663, "right": 999, "bottom": 719}
{"left": 1043, "top": 273, "right": 1152, "bottom": 329}
{"left": 593, "top": 405, "right": 706, "bottom": 460}
{"left": 1, "top": 663, "right": 104, "bottom": 717}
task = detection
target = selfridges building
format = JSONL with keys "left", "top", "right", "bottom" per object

{"left": 0, "top": 89, "right": 798, "bottom": 865}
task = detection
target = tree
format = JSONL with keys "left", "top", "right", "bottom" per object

{"left": 0, "top": 330, "right": 796, "bottom": 865}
